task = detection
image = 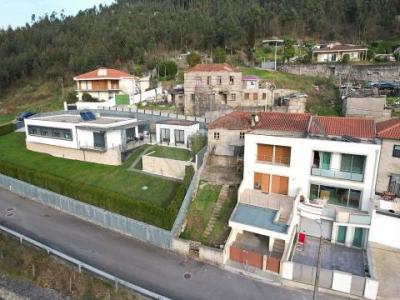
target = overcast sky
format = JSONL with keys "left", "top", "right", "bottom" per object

{"left": 0, "top": 0, "right": 115, "bottom": 29}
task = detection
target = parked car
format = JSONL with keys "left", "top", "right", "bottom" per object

{"left": 16, "top": 111, "right": 35, "bottom": 121}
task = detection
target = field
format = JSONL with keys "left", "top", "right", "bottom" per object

{"left": 0, "top": 232, "right": 138, "bottom": 299}
{"left": 241, "top": 67, "right": 340, "bottom": 115}
{"left": 0, "top": 133, "right": 185, "bottom": 228}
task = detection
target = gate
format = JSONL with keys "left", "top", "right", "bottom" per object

{"left": 266, "top": 255, "right": 281, "bottom": 273}
{"left": 230, "top": 246, "right": 263, "bottom": 269}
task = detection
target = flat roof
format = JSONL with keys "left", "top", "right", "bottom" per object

{"left": 157, "top": 119, "right": 198, "bottom": 126}
{"left": 32, "top": 114, "right": 132, "bottom": 125}
{"left": 230, "top": 204, "right": 288, "bottom": 233}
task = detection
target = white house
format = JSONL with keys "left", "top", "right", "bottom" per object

{"left": 220, "top": 112, "right": 380, "bottom": 272}
{"left": 25, "top": 111, "right": 148, "bottom": 165}
{"left": 155, "top": 119, "right": 200, "bottom": 148}
{"left": 312, "top": 43, "right": 368, "bottom": 63}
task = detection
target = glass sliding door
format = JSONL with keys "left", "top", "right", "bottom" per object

{"left": 340, "top": 154, "right": 365, "bottom": 174}
{"left": 337, "top": 226, "right": 347, "bottom": 243}
{"left": 353, "top": 227, "right": 363, "bottom": 248}
{"left": 308, "top": 184, "right": 361, "bottom": 208}
{"left": 321, "top": 152, "right": 331, "bottom": 170}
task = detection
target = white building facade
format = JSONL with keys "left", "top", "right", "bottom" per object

{"left": 156, "top": 119, "right": 200, "bottom": 148}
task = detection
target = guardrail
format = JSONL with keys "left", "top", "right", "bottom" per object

{"left": 0, "top": 225, "right": 171, "bottom": 300}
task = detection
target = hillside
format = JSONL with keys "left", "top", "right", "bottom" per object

{"left": 0, "top": 0, "right": 399, "bottom": 92}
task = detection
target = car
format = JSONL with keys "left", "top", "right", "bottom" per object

{"left": 16, "top": 111, "right": 36, "bottom": 122}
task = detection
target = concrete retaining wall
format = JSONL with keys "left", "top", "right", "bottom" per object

{"left": 280, "top": 63, "right": 400, "bottom": 81}
{"left": 142, "top": 154, "right": 191, "bottom": 180}
{"left": 199, "top": 245, "right": 224, "bottom": 266}
{"left": 171, "top": 238, "right": 190, "bottom": 256}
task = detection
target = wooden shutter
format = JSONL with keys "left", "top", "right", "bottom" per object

{"left": 271, "top": 175, "right": 289, "bottom": 195}
{"left": 275, "top": 146, "right": 291, "bottom": 165}
{"left": 254, "top": 173, "right": 270, "bottom": 193}
{"left": 257, "top": 144, "right": 273, "bottom": 162}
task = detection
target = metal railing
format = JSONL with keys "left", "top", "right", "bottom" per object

{"left": 0, "top": 225, "right": 171, "bottom": 300}
{"left": 256, "top": 154, "right": 290, "bottom": 165}
{"left": 311, "top": 167, "right": 364, "bottom": 182}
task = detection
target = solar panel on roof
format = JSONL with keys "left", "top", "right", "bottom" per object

{"left": 80, "top": 111, "right": 90, "bottom": 121}
{"left": 80, "top": 110, "right": 96, "bottom": 121}
{"left": 86, "top": 111, "right": 96, "bottom": 120}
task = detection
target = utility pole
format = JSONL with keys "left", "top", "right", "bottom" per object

{"left": 274, "top": 41, "right": 278, "bottom": 71}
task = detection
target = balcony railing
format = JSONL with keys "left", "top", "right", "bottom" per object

{"left": 311, "top": 167, "right": 364, "bottom": 182}
{"left": 256, "top": 154, "right": 290, "bottom": 166}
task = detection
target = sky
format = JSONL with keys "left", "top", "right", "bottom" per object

{"left": 0, "top": 0, "right": 115, "bottom": 29}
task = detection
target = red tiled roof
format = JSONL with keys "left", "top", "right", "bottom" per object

{"left": 188, "top": 63, "right": 240, "bottom": 73}
{"left": 209, "top": 111, "right": 376, "bottom": 139}
{"left": 208, "top": 112, "right": 252, "bottom": 130}
{"left": 313, "top": 44, "right": 367, "bottom": 53}
{"left": 74, "top": 68, "right": 134, "bottom": 80}
{"left": 309, "top": 116, "right": 375, "bottom": 139}
{"left": 376, "top": 118, "right": 400, "bottom": 140}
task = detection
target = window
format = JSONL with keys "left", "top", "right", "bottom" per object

{"left": 195, "top": 76, "right": 202, "bottom": 86}
{"left": 389, "top": 175, "right": 400, "bottom": 197}
{"left": 217, "top": 76, "right": 222, "bottom": 85}
{"left": 207, "top": 76, "right": 211, "bottom": 85}
{"left": 214, "top": 132, "right": 220, "bottom": 140}
{"left": 309, "top": 184, "right": 361, "bottom": 209}
{"left": 257, "top": 144, "right": 291, "bottom": 165}
{"left": 126, "top": 127, "right": 136, "bottom": 142}
{"left": 27, "top": 125, "right": 73, "bottom": 141}
{"left": 229, "top": 76, "right": 234, "bottom": 85}
{"left": 160, "top": 128, "right": 170, "bottom": 143}
{"left": 174, "top": 129, "right": 185, "bottom": 144}
{"left": 253, "top": 93, "right": 258, "bottom": 100}
{"left": 110, "top": 80, "right": 119, "bottom": 89}
{"left": 93, "top": 132, "right": 106, "bottom": 149}
{"left": 340, "top": 154, "right": 365, "bottom": 174}
{"left": 257, "top": 144, "right": 273, "bottom": 162}
{"left": 230, "top": 93, "right": 236, "bottom": 101}
{"left": 393, "top": 145, "right": 400, "bottom": 158}
{"left": 190, "top": 94, "right": 195, "bottom": 102}
{"left": 244, "top": 93, "right": 250, "bottom": 100}
{"left": 239, "top": 132, "right": 245, "bottom": 139}
{"left": 262, "top": 93, "right": 267, "bottom": 100}
{"left": 254, "top": 172, "right": 288, "bottom": 195}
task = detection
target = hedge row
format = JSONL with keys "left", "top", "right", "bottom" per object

{"left": 0, "top": 123, "right": 14, "bottom": 136}
{"left": 0, "top": 161, "right": 194, "bottom": 230}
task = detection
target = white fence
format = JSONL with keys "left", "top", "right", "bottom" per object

{"left": 132, "top": 87, "right": 164, "bottom": 104}
{"left": 0, "top": 225, "right": 170, "bottom": 300}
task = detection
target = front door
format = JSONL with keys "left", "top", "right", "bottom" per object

{"left": 353, "top": 227, "right": 363, "bottom": 248}
{"left": 337, "top": 226, "right": 347, "bottom": 244}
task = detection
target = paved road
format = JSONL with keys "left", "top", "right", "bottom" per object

{"left": 0, "top": 187, "right": 343, "bottom": 300}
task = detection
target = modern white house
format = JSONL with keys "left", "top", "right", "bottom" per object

{"left": 73, "top": 68, "right": 150, "bottom": 105}
{"left": 312, "top": 43, "right": 368, "bottom": 63}
{"left": 24, "top": 111, "right": 148, "bottom": 165}
{"left": 220, "top": 112, "right": 381, "bottom": 273}
{"left": 155, "top": 119, "right": 200, "bottom": 148}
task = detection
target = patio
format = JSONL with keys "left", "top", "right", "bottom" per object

{"left": 292, "top": 236, "right": 366, "bottom": 276}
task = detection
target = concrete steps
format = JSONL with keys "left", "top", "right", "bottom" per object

{"left": 272, "top": 239, "right": 285, "bottom": 256}
{"left": 203, "top": 184, "right": 229, "bottom": 238}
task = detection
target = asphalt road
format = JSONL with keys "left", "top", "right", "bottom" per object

{"left": 0, "top": 187, "right": 343, "bottom": 300}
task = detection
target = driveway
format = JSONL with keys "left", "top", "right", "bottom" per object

{"left": 0, "top": 187, "right": 344, "bottom": 300}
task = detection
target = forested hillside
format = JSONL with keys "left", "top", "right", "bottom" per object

{"left": 0, "top": 0, "right": 399, "bottom": 91}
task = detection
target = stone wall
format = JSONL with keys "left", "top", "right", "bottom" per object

{"left": 280, "top": 63, "right": 400, "bottom": 81}
{"left": 142, "top": 154, "right": 191, "bottom": 179}
{"left": 26, "top": 141, "right": 122, "bottom": 165}
{"left": 376, "top": 139, "right": 400, "bottom": 193}
{"left": 344, "top": 96, "right": 391, "bottom": 121}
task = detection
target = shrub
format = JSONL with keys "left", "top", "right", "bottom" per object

{"left": 342, "top": 54, "right": 350, "bottom": 64}
{"left": 186, "top": 52, "right": 201, "bottom": 67}
{"left": 156, "top": 60, "right": 177, "bottom": 80}
{"left": 212, "top": 47, "right": 226, "bottom": 63}
{"left": 189, "top": 133, "right": 207, "bottom": 154}
{"left": 0, "top": 123, "right": 14, "bottom": 136}
{"left": 81, "top": 92, "right": 97, "bottom": 102}
{"left": 65, "top": 90, "right": 78, "bottom": 104}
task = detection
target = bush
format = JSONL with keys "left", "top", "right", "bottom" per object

{"left": 81, "top": 92, "right": 98, "bottom": 102}
{"left": 212, "top": 47, "right": 226, "bottom": 63}
{"left": 342, "top": 54, "right": 350, "bottom": 64}
{"left": 189, "top": 133, "right": 207, "bottom": 154}
{"left": 156, "top": 60, "right": 178, "bottom": 80}
{"left": 0, "top": 123, "right": 14, "bottom": 136}
{"left": 186, "top": 52, "right": 201, "bottom": 67}
{"left": 65, "top": 90, "right": 78, "bottom": 104}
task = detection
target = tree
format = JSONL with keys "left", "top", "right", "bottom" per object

{"left": 283, "top": 38, "right": 295, "bottom": 62}
{"left": 81, "top": 92, "right": 97, "bottom": 102}
{"left": 156, "top": 60, "right": 177, "bottom": 80}
{"left": 65, "top": 90, "right": 78, "bottom": 104}
{"left": 342, "top": 54, "right": 350, "bottom": 64}
{"left": 186, "top": 52, "right": 201, "bottom": 67}
{"left": 212, "top": 47, "right": 226, "bottom": 63}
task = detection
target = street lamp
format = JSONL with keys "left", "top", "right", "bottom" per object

{"left": 313, "top": 219, "right": 323, "bottom": 300}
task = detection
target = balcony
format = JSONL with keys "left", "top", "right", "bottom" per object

{"left": 256, "top": 154, "right": 290, "bottom": 166}
{"left": 311, "top": 167, "right": 364, "bottom": 182}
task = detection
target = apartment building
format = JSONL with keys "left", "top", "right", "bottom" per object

{"left": 217, "top": 112, "right": 381, "bottom": 272}
{"left": 183, "top": 64, "right": 272, "bottom": 115}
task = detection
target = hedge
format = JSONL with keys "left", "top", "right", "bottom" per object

{"left": 0, "top": 161, "right": 194, "bottom": 230}
{"left": 0, "top": 123, "right": 14, "bottom": 136}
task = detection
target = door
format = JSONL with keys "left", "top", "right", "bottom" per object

{"left": 93, "top": 132, "right": 105, "bottom": 149}
{"left": 353, "top": 228, "right": 363, "bottom": 248}
{"left": 337, "top": 226, "right": 347, "bottom": 244}
{"left": 321, "top": 152, "right": 331, "bottom": 170}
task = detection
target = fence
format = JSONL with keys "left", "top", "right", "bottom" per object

{"left": 0, "top": 174, "right": 172, "bottom": 249}
{"left": 0, "top": 225, "right": 170, "bottom": 300}
{"left": 195, "top": 145, "right": 207, "bottom": 170}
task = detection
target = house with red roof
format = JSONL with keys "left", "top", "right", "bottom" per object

{"left": 183, "top": 64, "right": 272, "bottom": 115}
{"left": 312, "top": 43, "right": 368, "bottom": 63}
{"left": 73, "top": 68, "right": 141, "bottom": 104}
{"left": 211, "top": 112, "right": 380, "bottom": 272}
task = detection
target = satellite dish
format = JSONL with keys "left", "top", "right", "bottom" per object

{"left": 254, "top": 115, "right": 260, "bottom": 123}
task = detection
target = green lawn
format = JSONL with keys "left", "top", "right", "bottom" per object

{"left": 0, "top": 133, "right": 180, "bottom": 208}
{"left": 148, "top": 145, "right": 192, "bottom": 161}
{"left": 0, "top": 114, "right": 15, "bottom": 125}
{"left": 180, "top": 182, "right": 222, "bottom": 243}
{"left": 241, "top": 67, "right": 340, "bottom": 116}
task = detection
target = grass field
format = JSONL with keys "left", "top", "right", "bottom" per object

{"left": 149, "top": 145, "right": 192, "bottom": 161}
{"left": 0, "top": 133, "right": 180, "bottom": 208}
{"left": 241, "top": 67, "right": 340, "bottom": 115}
{"left": 0, "top": 232, "right": 137, "bottom": 299}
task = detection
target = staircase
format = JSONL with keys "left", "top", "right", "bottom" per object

{"left": 271, "top": 239, "right": 285, "bottom": 257}
{"left": 203, "top": 184, "right": 229, "bottom": 239}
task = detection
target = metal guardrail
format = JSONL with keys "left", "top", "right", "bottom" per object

{"left": 0, "top": 225, "right": 172, "bottom": 300}
{"left": 311, "top": 167, "right": 364, "bottom": 182}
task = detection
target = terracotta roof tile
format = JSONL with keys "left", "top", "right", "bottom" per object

{"left": 74, "top": 68, "right": 134, "bottom": 80}
{"left": 309, "top": 116, "right": 375, "bottom": 139}
{"left": 188, "top": 63, "right": 240, "bottom": 73}
{"left": 255, "top": 112, "right": 310, "bottom": 132}
{"left": 376, "top": 118, "right": 400, "bottom": 140}
{"left": 208, "top": 112, "right": 252, "bottom": 130}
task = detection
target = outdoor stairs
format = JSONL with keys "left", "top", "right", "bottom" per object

{"left": 271, "top": 239, "right": 285, "bottom": 257}
{"left": 203, "top": 184, "right": 229, "bottom": 239}
{"left": 128, "top": 145, "right": 155, "bottom": 171}
{"left": 278, "top": 211, "right": 289, "bottom": 224}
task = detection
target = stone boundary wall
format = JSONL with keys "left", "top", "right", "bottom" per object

{"left": 280, "top": 63, "right": 400, "bottom": 81}
{"left": 142, "top": 154, "right": 192, "bottom": 180}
